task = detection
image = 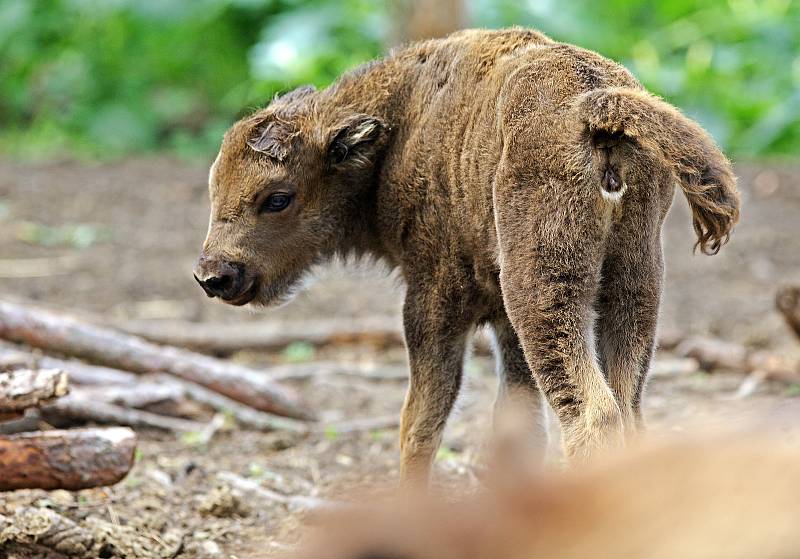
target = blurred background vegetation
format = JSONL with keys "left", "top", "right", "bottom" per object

{"left": 1, "top": 0, "right": 798, "bottom": 160}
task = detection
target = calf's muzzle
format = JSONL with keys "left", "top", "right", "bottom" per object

{"left": 193, "top": 256, "right": 246, "bottom": 301}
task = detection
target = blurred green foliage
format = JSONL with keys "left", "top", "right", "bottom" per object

{"left": 0, "top": 0, "right": 797, "bottom": 159}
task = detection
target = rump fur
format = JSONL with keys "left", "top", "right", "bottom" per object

{"left": 577, "top": 87, "right": 740, "bottom": 254}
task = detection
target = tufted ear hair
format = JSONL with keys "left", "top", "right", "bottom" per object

{"left": 246, "top": 86, "right": 316, "bottom": 161}
{"left": 246, "top": 118, "right": 295, "bottom": 161}
{"left": 327, "top": 114, "right": 387, "bottom": 170}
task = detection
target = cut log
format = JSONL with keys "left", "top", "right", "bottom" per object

{"left": 776, "top": 286, "right": 800, "bottom": 340}
{"left": 150, "top": 374, "right": 309, "bottom": 434}
{"left": 0, "top": 368, "right": 69, "bottom": 414}
{"left": 0, "top": 300, "right": 311, "bottom": 419}
{"left": 0, "top": 427, "right": 136, "bottom": 491}
{"left": 43, "top": 396, "right": 205, "bottom": 432}
{"left": 118, "top": 315, "right": 405, "bottom": 354}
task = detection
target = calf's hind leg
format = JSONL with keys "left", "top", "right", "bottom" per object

{"left": 597, "top": 206, "right": 664, "bottom": 432}
{"left": 491, "top": 317, "right": 549, "bottom": 459}
{"left": 494, "top": 177, "right": 623, "bottom": 463}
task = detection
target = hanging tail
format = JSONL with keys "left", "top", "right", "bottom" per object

{"left": 576, "top": 87, "right": 740, "bottom": 255}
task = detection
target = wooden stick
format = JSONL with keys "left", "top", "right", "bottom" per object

{"left": 269, "top": 361, "right": 408, "bottom": 382}
{"left": 776, "top": 286, "right": 800, "bottom": 340}
{"left": 0, "top": 427, "right": 136, "bottom": 491}
{"left": 42, "top": 396, "right": 205, "bottom": 433}
{"left": 0, "top": 300, "right": 311, "bottom": 419}
{"left": 216, "top": 471, "right": 341, "bottom": 514}
{"left": 0, "top": 343, "right": 36, "bottom": 371}
{"left": 0, "top": 341, "right": 139, "bottom": 385}
{"left": 674, "top": 337, "right": 750, "bottom": 372}
{"left": 70, "top": 383, "right": 185, "bottom": 410}
{"left": 119, "top": 315, "right": 404, "bottom": 354}
{"left": 320, "top": 415, "right": 400, "bottom": 435}
{"left": 0, "top": 368, "right": 69, "bottom": 414}
{"left": 149, "top": 374, "right": 309, "bottom": 434}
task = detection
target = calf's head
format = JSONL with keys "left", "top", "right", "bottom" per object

{"left": 194, "top": 86, "right": 387, "bottom": 307}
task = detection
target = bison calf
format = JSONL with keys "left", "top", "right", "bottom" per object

{"left": 194, "top": 28, "right": 740, "bottom": 481}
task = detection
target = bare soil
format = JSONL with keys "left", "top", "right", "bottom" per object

{"left": 1, "top": 157, "right": 799, "bottom": 558}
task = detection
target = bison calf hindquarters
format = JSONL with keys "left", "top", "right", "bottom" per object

{"left": 493, "top": 157, "right": 625, "bottom": 461}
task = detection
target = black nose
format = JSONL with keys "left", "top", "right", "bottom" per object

{"left": 194, "top": 261, "right": 245, "bottom": 300}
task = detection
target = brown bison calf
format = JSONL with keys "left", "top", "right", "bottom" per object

{"left": 194, "top": 28, "right": 740, "bottom": 481}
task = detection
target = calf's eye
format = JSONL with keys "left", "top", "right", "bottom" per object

{"left": 260, "top": 193, "right": 293, "bottom": 213}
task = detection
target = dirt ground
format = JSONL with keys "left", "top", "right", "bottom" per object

{"left": 1, "top": 157, "right": 799, "bottom": 558}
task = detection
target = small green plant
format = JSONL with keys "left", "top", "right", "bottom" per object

{"left": 281, "top": 341, "right": 316, "bottom": 363}
{"left": 784, "top": 383, "right": 800, "bottom": 397}
{"left": 435, "top": 446, "right": 459, "bottom": 462}
{"left": 323, "top": 425, "right": 339, "bottom": 441}
{"left": 15, "top": 221, "right": 112, "bottom": 249}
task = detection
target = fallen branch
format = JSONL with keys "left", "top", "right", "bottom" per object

{"left": 70, "top": 382, "right": 185, "bottom": 410}
{"left": 0, "top": 427, "right": 136, "bottom": 491}
{"left": 119, "top": 315, "right": 404, "bottom": 354}
{"left": 0, "top": 343, "right": 36, "bottom": 371}
{"left": 150, "top": 374, "right": 309, "bottom": 434}
{"left": 776, "top": 286, "right": 800, "bottom": 340}
{"left": 38, "top": 355, "right": 139, "bottom": 386}
{"left": 43, "top": 396, "right": 205, "bottom": 433}
{"left": 0, "top": 300, "right": 311, "bottom": 419}
{"left": 649, "top": 358, "right": 700, "bottom": 378}
{"left": 675, "top": 337, "right": 749, "bottom": 372}
{"left": 216, "top": 471, "right": 341, "bottom": 514}
{"left": 269, "top": 361, "right": 408, "bottom": 382}
{"left": 0, "top": 341, "right": 140, "bottom": 385}
{"left": 0, "top": 368, "right": 69, "bottom": 415}
{"left": 320, "top": 415, "right": 400, "bottom": 435}
{"left": 676, "top": 335, "right": 800, "bottom": 398}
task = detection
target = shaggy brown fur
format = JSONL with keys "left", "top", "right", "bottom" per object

{"left": 285, "top": 435, "right": 800, "bottom": 559}
{"left": 194, "top": 28, "right": 740, "bottom": 481}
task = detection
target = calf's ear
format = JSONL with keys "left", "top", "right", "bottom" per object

{"left": 327, "top": 114, "right": 387, "bottom": 170}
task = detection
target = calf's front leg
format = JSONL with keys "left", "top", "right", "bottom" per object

{"left": 399, "top": 285, "right": 470, "bottom": 485}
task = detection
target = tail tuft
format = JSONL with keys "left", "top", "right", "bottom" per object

{"left": 576, "top": 87, "right": 740, "bottom": 255}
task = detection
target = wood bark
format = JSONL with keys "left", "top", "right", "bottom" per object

{"left": 70, "top": 382, "right": 185, "bottom": 409}
{"left": 0, "top": 341, "right": 138, "bottom": 385}
{"left": 119, "top": 315, "right": 404, "bottom": 354}
{"left": 0, "top": 427, "right": 136, "bottom": 491}
{"left": 0, "top": 368, "right": 69, "bottom": 414}
{"left": 149, "top": 374, "right": 309, "bottom": 433}
{"left": 42, "top": 395, "right": 205, "bottom": 432}
{"left": 0, "top": 507, "right": 94, "bottom": 558}
{"left": 216, "top": 471, "right": 342, "bottom": 514}
{"left": 0, "top": 300, "right": 311, "bottom": 419}
{"left": 675, "top": 337, "right": 750, "bottom": 372}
